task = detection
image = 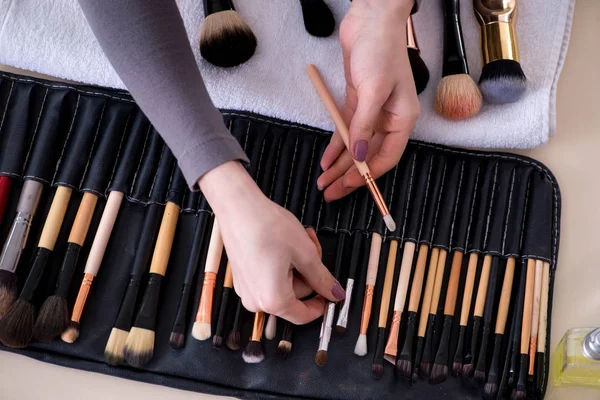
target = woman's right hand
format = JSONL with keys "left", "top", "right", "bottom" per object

{"left": 199, "top": 161, "right": 345, "bottom": 325}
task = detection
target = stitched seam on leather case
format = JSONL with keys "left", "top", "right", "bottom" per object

{"left": 269, "top": 134, "right": 283, "bottom": 199}
{"left": 51, "top": 94, "right": 80, "bottom": 185}
{"left": 128, "top": 124, "right": 152, "bottom": 197}
{"left": 449, "top": 161, "right": 465, "bottom": 248}
{"left": 283, "top": 135, "right": 299, "bottom": 209}
{"left": 429, "top": 162, "right": 447, "bottom": 245}
{"left": 78, "top": 102, "right": 106, "bottom": 190}
{"left": 0, "top": 81, "right": 14, "bottom": 135}
{"left": 21, "top": 88, "right": 49, "bottom": 178}
{"left": 416, "top": 156, "right": 434, "bottom": 243}
{"left": 300, "top": 136, "right": 317, "bottom": 224}
{"left": 400, "top": 155, "right": 417, "bottom": 241}
{"left": 483, "top": 163, "right": 499, "bottom": 250}
{"left": 464, "top": 165, "right": 481, "bottom": 250}
{"left": 102, "top": 114, "right": 131, "bottom": 197}
{"left": 502, "top": 170, "right": 517, "bottom": 255}
{"left": 147, "top": 143, "right": 167, "bottom": 201}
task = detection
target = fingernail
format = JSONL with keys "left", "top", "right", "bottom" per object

{"left": 354, "top": 140, "right": 368, "bottom": 162}
{"left": 332, "top": 279, "right": 346, "bottom": 301}
{"left": 317, "top": 180, "right": 324, "bottom": 191}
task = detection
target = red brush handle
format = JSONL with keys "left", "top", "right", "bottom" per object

{"left": 0, "top": 176, "right": 13, "bottom": 225}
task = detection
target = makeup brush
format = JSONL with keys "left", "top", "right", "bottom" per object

{"left": 474, "top": 0, "right": 526, "bottom": 104}
{"left": 535, "top": 262, "right": 549, "bottom": 397}
{"left": 192, "top": 218, "right": 223, "bottom": 341}
{"left": 123, "top": 201, "right": 180, "bottom": 367}
{"left": 508, "top": 259, "right": 528, "bottom": 388}
{"left": 265, "top": 314, "right": 277, "bottom": 341}
{"left": 407, "top": 16, "right": 429, "bottom": 95}
{"left": 213, "top": 261, "right": 233, "bottom": 348}
{"left": 0, "top": 176, "right": 12, "bottom": 227}
{"left": 430, "top": 250, "right": 464, "bottom": 384}
{"left": 307, "top": 65, "right": 396, "bottom": 233}
{"left": 170, "top": 210, "right": 211, "bottom": 349}
{"left": 0, "top": 185, "right": 72, "bottom": 348}
{"left": 336, "top": 232, "right": 363, "bottom": 334}
{"left": 103, "top": 203, "right": 163, "bottom": 364}
{"left": 434, "top": 0, "right": 482, "bottom": 120}
{"left": 354, "top": 232, "right": 382, "bottom": 356}
{"left": 299, "top": 0, "right": 335, "bottom": 38}
{"left": 484, "top": 257, "right": 516, "bottom": 399}
{"left": 200, "top": 0, "right": 257, "bottom": 68}
{"left": 226, "top": 297, "right": 243, "bottom": 351}
{"left": 528, "top": 260, "right": 543, "bottom": 378}
{"left": 384, "top": 241, "right": 416, "bottom": 365}
{"left": 277, "top": 320, "right": 294, "bottom": 359}
{"left": 34, "top": 192, "right": 98, "bottom": 342}
{"left": 371, "top": 239, "right": 398, "bottom": 379}
{"left": 396, "top": 243, "right": 428, "bottom": 379}
{"left": 463, "top": 254, "right": 492, "bottom": 377}
{"left": 512, "top": 258, "right": 535, "bottom": 400}
{"left": 0, "top": 180, "right": 43, "bottom": 318}
{"left": 243, "top": 311, "right": 266, "bottom": 364}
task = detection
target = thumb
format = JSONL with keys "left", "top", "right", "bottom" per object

{"left": 293, "top": 242, "right": 345, "bottom": 303}
{"left": 348, "top": 81, "right": 391, "bottom": 162}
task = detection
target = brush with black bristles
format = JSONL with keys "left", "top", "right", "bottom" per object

{"left": 434, "top": 0, "right": 482, "bottom": 120}
{"left": 170, "top": 210, "right": 211, "bottom": 349}
{"left": 122, "top": 200, "right": 180, "bottom": 367}
{"left": 0, "top": 180, "right": 44, "bottom": 319}
{"left": 534, "top": 262, "right": 549, "bottom": 398}
{"left": 34, "top": 192, "right": 98, "bottom": 342}
{"left": 200, "top": 0, "right": 257, "bottom": 68}
{"left": 463, "top": 254, "right": 493, "bottom": 377}
{"left": 226, "top": 297, "right": 243, "bottom": 351}
{"left": 474, "top": 256, "right": 500, "bottom": 384}
{"left": 474, "top": 0, "right": 526, "bottom": 104}
{"left": 430, "top": 250, "right": 464, "bottom": 384}
{"left": 0, "top": 185, "right": 72, "bottom": 348}
{"left": 243, "top": 311, "right": 266, "bottom": 364}
{"left": 406, "top": 15, "right": 429, "bottom": 95}
{"left": 213, "top": 261, "right": 233, "bottom": 349}
{"left": 370, "top": 239, "right": 398, "bottom": 379}
{"left": 336, "top": 232, "right": 363, "bottom": 334}
{"left": 508, "top": 259, "right": 528, "bottom": 388}
{"left": 484, "top": 257, "right": 516, "bottom": 399}
{"left": 512, "top": 258, "right": 535, "bottom": 400}
{"left": 277, "top": 320, "right": 294, "bottom": 359}
{"left": 299, "top": 0, "right": 335, "bottom": 38}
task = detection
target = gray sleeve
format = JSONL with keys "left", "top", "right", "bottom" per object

{"left": 77, "top": 0, "right": 249, "bottom": 190}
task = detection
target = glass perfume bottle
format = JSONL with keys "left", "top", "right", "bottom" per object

{"left": 552, "top": 327, "right": 600, "bottom": 387}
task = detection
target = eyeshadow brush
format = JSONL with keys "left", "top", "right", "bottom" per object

{"left": 452, "top": 253, "right": 479, "bottom": 375}
{"left": 528, "top": 260, "right": 543, "bottom": 379}
{"left": 534, "top": 262, "right": 550, "bottom": 397}
{"left": 243, "top": 311, "right": 266, "bottom": 364}
{"left": 508, "top": 259, "right": 528, "bottom": 387}
{"left": 277, "top": 320, "right": 295, "bottom": 359}
{"left": 512, "top": 258, "right": 535, "bottom": 400}
{"left": 336, "top": 232, "right": 363, "bottom": 334}
{"left": 226, "top": 297, "right": 243, "bottom": 351}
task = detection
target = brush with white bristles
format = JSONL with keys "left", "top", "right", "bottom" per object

{"left": 265, "top": 314, "right": 277, "bottom": 341}
{"left": 243, "top": 311, "right": 266, "bottom": 364}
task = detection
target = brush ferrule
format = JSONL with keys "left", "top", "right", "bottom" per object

{"left": 133, "top": 273, "right": 163, "bottom": 331}
{"left": 400, "top": 311, "right": 417, "bottom": 359}
{"left": 336, "top": 278, "right": 354, "bottom": 329}
{"left": 214, "top": 287, "right": 232, "bottom": 340}
{"left": 196, "top": 271, "right": 217, "bottom": 324}
{"left": 373, "top": 327, "right": 386, "bottom": 365}
{"left": 56, "top": 243, "right": 82, "bottom": 298}
{"left": 406, "top": 15, "right": 418, "bottom": 51}
{"left": 488, "top": 333, "right": 503, "bottom": 382}
{"left": 413, "top": 336, "right": 424, "bottom": 376}
{"left": 517, "top": 353, "right": 529, "bottom": 390}
{"left": 535, "top": 352, "right": 545, "bottom": 393}
{"left": 528, "top": 338, "right": 537, "bottom": 375}
{"left": 114, "top": 275, "right": 142, "bottom": 330}
{"left": 251, "top": 311, "right": 265, "bottom": 342}
{"left": 434, "top": 315, "right": 453, "bottom": 365}
{"left": 70, "top": 273, "right": 94, "bottom": 323}
{"left": 476, "top": 322, "right": 491, "bottom": 373}
{"left": 203, "top": 0, "right": 234, "bottom": 15}
{"left": 481, "top": 22, "right": 519, "bottom": 63}
{"left": 318, "top": 302, "right": 335, "bottom": 351}
{"left": 384, "top": 311, "right": 402, "bottom": 357}
{"left": 421, "top": 314, "right": 436, "bottom": 364}
{"left": 453, "top": 325, "right": 466, "bottom": 364}
{"left": 0, "top": 211, "right": 34, "bottom": 273}
{"left": 171, "top": 283, "right": 192, "bottom": 336}
{"left": 466, "top": 316, "right": 482, "bottom": 365}
{"left": 359, "top": 285, "right": 375, "bottom": 335}
{"left": 20, "top": 247, "right": 52, "bottom": 301}
{"left": 364, "top": 173, "right": 391, "bottom": 221}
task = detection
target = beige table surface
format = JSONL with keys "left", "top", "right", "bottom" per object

{"left": 0, "top": 2, "right": 599, "bottom": 399}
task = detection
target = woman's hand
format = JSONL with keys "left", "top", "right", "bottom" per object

{"left": 199, "top": 161, "right": 345, "bottom": 325}
{"left": 318, "top": 0, "right": 420, "bottom": 202}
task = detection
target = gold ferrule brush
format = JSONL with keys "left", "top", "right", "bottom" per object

{"left": 251, "top": 312, "right": 266, "bottom": 342}
{"left": 71, "top": 273, "right": 94, "bottom": 323}
{"left": 359, "top": 285, "right": 375, "bottom": 334}
{"left": 474, "top": 0, "right": 519, "bottom": 63}
{"left": 406, "top": 15, "right": 418, "bottom": 51}
{"left": 197, "top": 272, "right": 217, "bottom": 323}
{"left": 365, "top": 173, "right": 390, "bottom": 221}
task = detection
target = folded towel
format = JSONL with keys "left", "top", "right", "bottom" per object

{"left": 0, "top": 0, "right": 574, "bottom": 149}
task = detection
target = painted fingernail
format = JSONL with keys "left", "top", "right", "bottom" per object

{"left": 332, "top": 279, "right": 346, "bottom": 301}
{"left": 354, "top": 140, "right": 368, "bottom": 161}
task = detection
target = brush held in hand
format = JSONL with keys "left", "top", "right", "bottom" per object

{"left": 299, "top": 0, "right": 335, "bottom": 38}
{"left": 200, "top": 0, "right": 257, "bottom": 68}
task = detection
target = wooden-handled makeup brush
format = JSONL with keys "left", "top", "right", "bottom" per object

{"left": 34, "top": 192, "right": 98, "bottom": 342}
{"left": 407, "top": 16, "right": 430, "bottom": 95}
{"left": 299, "top": 0, "right": 335, "bottom": 38}
{"left": 192, "top": 218, "right": 223, "bottom": 341}
{"left": 0, "top": 180, "right": 44, "bottom": 318}
{"left": 474, "top": 0, "right": 526, "bottom": 104}
{"left": 483, "top": 257, "right": 516, "bottom": 399}
{"left": 213, "top": 261, "right": 233, "bottom": 348}
{"left": 243, "top": 311, "right": 266, "bottom": 363}
{"left": 306, "top": 65, "right": 396, "bottom": 233}
{"left": 371, "top": 239, "right": 399, "bottom": 379}
{"left": 123, "top": 201, "right": 180, "bottom": 367}
{"left": 513, "top": 258, "right": 535, "bottom": 400}
{"left": 336, "top": 232, "right": 363, "bottom": 334}
{"left": 277, "top": 320, "right": 294, "bottom": 359}
{"left": 463, "top": 254, "right": 492, "bottom": 377}
{"left": 354, "top": 232, "right": 382, "bottom": 356}
{"left": 430, "top": 250, "right": 464, "bottom": 384}
{"left": 535, "top": 262, "right": 550, "bottom": 398}
{"left": 226, "top": 297, "right": 244, "bottom": 351}
{"left": 528, "top": 260, "right": 544, "bottom": 377}
{"left": 396, "top": 243, "right": 428, "bottom": 379}
{"left": 0, "top": 185, "right": 72, "bottom": 348}
{"left": 384, "top": 241, "right": 416, "bottom": 365}
{"left": 170, "top": 211, "right": 211, "bottom": 349}
{"left": 434, "top": 0, "right": 482, "bottom": 120}
{"left": 508, "top": 259, "right": 528, "bottom": 388}
{"left": 0, "top": 176, "right": 12, "bottom": 227}
{"left": 200, "top": 0, "right": 257, "bottom": 68}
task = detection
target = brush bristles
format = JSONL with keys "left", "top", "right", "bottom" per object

{"left": 61, "top": 321, "right": 80, "bottom": 343}
{"left": 212, "top": 335, "right": 223, "bottom": 349}
{"left": 169, "top": 332, "right": 185, "bottom": 349}
{"left": 191, "top": 322, "right": 212, "bottom": 341}
{"left": 335, "top": 325, "right": 346, "bottom": 334}
{"left": 226, "top": 330, "right": 241, "bottom": 351}
{"left": 0, "top": 271, "right": 17, "bottom": 319}
{"left": 0, "top": 299, "right": 35, "bottom": 348}
{"left": 408, "top": 48, "right": 430, "bottom": 95}
{"left": 123, "top": 327, "right": 155, "bottom": 367}
{"left": 315, "top": 349, "right": 328, "bottom": 367}
{"left": 265, "top": 314, "right": 277, "bottom": 340}
{"left": 300, "top": 0, "right": 335, "bottom": 37}
{"left": 483, "top": 383, "right": 499, "bottom": 400}
{"left": 511, "top": 389, "right": 527, "bottom": 400}
{"left": 452, "top": 361, "right": 463, "bottom": 377}
{"left": 479, "top": 59, "right": 527, "bottom": 104}
{"left": 33, "top": 295, "right": 69, "bottom": 342}
{"left": 277, "top": 340, "right": 292, "bottom": 359}
{"left": 104, "top": 328, "right": 129, "bottom": 365}
{"left": 419, "top": 362, "right": 431, "bottom": 379}
{"left": 354, "top": 334, "right": 368, "bottom": 356}
{"left": 474, "top": 369, "right": 486, "bottom": 384}
{"left": 396, "top": 358, "right": 412, "bottom": 380}
{"left": 371, "top": 363, "right": 384, "bottom": 380}
{"left": 383, "top": 354, "right": 396, "bottom": 365}
{"left": 242, "top": 340, "right": 265, "bottom": 364}
{"left": 429, "top": 364, "right": 448, "bottom": 385}
{"left": 434, "top": 75, "right": 482, "bottom": 120}
{"left": 462, "top": 363, "right": 475, "bottom": 378}
{"left": 383, "top": 214, "right": 396, "bottom": 232}
{"left": 200, "top": 10, "right": 257, "bottom": 68}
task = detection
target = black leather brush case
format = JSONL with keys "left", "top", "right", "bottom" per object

{"left": 0, "top": 72, "right": 560, "bottom": 399}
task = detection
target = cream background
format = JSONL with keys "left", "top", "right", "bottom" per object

{"left": 0, "top": 1, "right": 598, "bottom": 399}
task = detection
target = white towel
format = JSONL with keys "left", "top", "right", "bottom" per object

{"left": 0, "top": 0, "right": 574, "bottom": 149}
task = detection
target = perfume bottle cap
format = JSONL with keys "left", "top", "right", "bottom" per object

{"left": 582, "top": 328, "right": 600, "bottom": 360}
